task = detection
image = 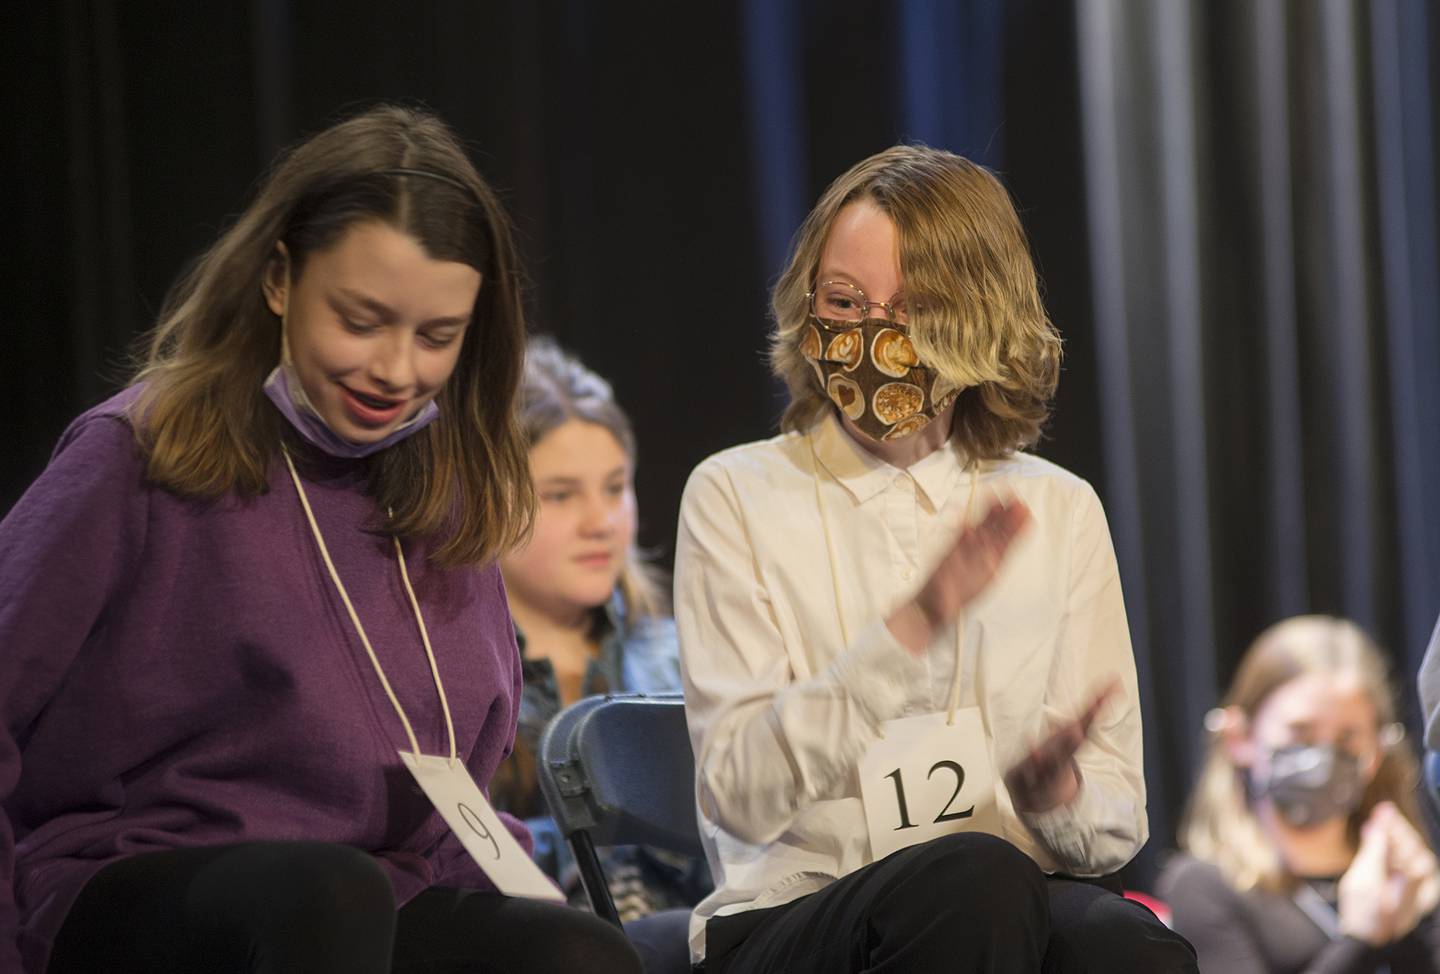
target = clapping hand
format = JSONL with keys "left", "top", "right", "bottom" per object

{"left": 886, "top": 499, "right": 1031, "bottom": 656}
{"left": 1003, "top": 681, "right": 1121, "bottom": 813}
{"left": 1339, "top": 801, "right": 1440, "bottom": 945}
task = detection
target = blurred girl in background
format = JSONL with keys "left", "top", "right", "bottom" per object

{"left": 494, "top": 337, "right": 707, "bottom": 973}
{"left": 1161, "top": 615, "right": 1440, "bottom": 973}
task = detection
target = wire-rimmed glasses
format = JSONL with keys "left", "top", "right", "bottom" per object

{"left": 807, "top": 280, "right": 918, "bottom": 331}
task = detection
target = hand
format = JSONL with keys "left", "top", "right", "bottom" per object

{"left": 1339, "top": 802, "right": 1439, "bottom": 945}
{"left": 886, "top": 499, "right": 1031, "bottom": 656}
{"left": 1003, "top": 681, "right": 1120, "bottom": 813}
{"left": 1377, "top": 802, "right": 1440, "bottom": 938}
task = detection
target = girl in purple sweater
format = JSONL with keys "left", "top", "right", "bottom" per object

{"left": 0, "top": 106, "right": 640, "bottom": 974}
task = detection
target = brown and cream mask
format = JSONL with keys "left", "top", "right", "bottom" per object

{"left": 802, "top": 318, "right": 961, "bottom": 441}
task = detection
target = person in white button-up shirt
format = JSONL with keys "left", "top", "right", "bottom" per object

{"left": 675, "top": 145, "right": 1197, "bottom": 973}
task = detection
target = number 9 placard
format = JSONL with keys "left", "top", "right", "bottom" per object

{"left": 399, "top": 750, "right": 564, "bottom": 901}
{"left": 857, "top": 709, "right": 1002, "bottom": 860}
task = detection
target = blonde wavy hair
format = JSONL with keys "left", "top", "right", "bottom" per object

{"left": 770, "top": 145, "right": 1062, "bottom": 458}
{"left": 513, "top": 336, "right": 667, "bottom": 624}
{"left": 1180, "top": 615, "right": 1427, "bottom": 893}
{"left": 130, "top": 104, "right": 533, "bottom": 568}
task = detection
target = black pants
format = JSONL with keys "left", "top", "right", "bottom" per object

{"left": 701, "top": 833, "right": 1196, "bottom": 974}
{"left": 47, "top": 841, "right": 643, "bottom": 974}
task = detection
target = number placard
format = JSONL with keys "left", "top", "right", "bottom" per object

{"left": 399, "top": 751, "right": 564, "bottom": 901}
{"left": 858, "top": 709, "right": 1001, "bottom": 860}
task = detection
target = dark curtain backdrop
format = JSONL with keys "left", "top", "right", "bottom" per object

{"left": 1075, "top": 0, "right": 1440, "bottom": 873}
{"left": 4, "top": 0, "right": 1435, "bottom": 890}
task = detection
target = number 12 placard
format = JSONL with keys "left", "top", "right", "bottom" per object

{"left": 858, "top": 709, "right": 1002, "bottom": 860}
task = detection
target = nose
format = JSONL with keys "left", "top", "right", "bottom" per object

{"left": 863, "top": 300, "right": 902, "bottom": 324}
{"left": 578, "top": 491, "right": 618, "bottom": 537}
{"left": 368, "top": 331, "right": 416, "bottom": 392}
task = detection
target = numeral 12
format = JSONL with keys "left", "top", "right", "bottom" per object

{"left": 884, "top": 760, "right": 975, "bottom": 831}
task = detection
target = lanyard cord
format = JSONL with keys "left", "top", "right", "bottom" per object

{"left": 807, "top": 428, "right": 979, "bottom": 725}
{"left": 282, "top": 447, "right": 458, "bottom": 765}
{"left": 945, "top": 469, "right": 979, "bottom": 726}
{"left": 809, "top": 430, "right": 853, "bottom": 650}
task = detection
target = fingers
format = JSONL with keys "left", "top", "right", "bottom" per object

{"left": 938, "top": 499, "right": 1031, "bottom": 593}
{"left": 1353, "top": 814, "right": 1392, "bottom": 878}
{"left": 1023, "top": 681, "right": 1125, "bottom": 771}
{"left": 972, "top": 498, "right": 1030, "bottom": 555}
{"left": 1075, "top": 680, "right": 1122, "bottom": 732}
{"left": 949, "top": 498, "right": 1030, "bottom": 561}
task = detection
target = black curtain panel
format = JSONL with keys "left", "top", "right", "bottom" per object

{"left": 6, "top": 0, "right": 1437, "bottom": 892}
{"left": 1074, "top": 0, "right": 1440, "bottom": 876}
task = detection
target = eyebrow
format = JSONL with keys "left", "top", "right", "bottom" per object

{"left": 535, "top": 466, "right": 629, "bottom": 487}
{"left": 814, "top": 269, "right": 906, "bottom": 298}
{"left": 333, "top": 289, "right": 470, "bottom": 328}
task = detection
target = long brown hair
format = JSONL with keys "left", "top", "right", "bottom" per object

{"left": 770, "top": 144, "right": 1062, "bottom": 459}
{"left": 1180, "top": 615, "right": 1427, "bottom": 892}
{"left": 131, "top": 104, "right": 533, "bottom": 567}
{"left": 514, "top": 336, "right": 667, "bottom": 623}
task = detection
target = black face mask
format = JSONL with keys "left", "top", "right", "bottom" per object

{"left": 1254, "top": 744, "right": 1366, "bottom": 828}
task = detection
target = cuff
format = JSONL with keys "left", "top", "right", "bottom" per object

{"left": 826, "top": 617, "right": 927, "bottom": 729}
{"left": 1017, "top": 770, "right": 1096, "bottom": 873}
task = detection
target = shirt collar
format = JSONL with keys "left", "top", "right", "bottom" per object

{"left": 809, "top": 411, "right": 968, "bottom": 509}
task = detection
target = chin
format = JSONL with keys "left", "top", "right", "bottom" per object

{"left": 322, "top": 411, "right": 396, "bottom": 445}
{"left": 567, "top": 583, "right": 619, "bottom": 611}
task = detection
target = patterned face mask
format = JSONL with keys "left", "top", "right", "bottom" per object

{"left": 802, "top": 317, "right": 961, "bottom": 442}
{"left": 1252, "top": 744, "right": 1367, "bottom": 828}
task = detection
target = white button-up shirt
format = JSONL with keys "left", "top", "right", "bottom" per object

{"left": 675, "top": 413, "right": 1148, "bottom": 959}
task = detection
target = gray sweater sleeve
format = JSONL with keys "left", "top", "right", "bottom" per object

{"left": 1420, "top": 614, "right": 1440, "bottom": 753}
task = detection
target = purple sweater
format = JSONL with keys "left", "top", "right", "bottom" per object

{"left": 0, "top": 389, "right": 529, "bottom": 973}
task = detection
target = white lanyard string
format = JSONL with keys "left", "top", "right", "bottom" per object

{"left": 282, "top": 447, "right": 458, "bottom": 765}
{"left": 807, "top": 427, "right": 979, "bottom": 725}
{"left": 945, "top": 469, "right": 980, "bottom": 725}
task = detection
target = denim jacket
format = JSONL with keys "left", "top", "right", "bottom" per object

{"left": 491, "top": 593, "right": 707, "bottom": 917}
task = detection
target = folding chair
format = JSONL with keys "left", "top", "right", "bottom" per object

{"left": 537, "top": 692, "right": 703, "bottom": 926}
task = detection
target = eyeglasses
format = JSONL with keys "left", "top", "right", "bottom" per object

{"left": 807, "top": 280, "right": 920, "bottom": 331}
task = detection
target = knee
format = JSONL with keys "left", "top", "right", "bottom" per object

{"left": 865, "top": 834, "right": 1050, "bottom": 965}
{"left": 526, "top": 909, "right": 643, "bottom": 974}
{"left": 910, "top": 832, "right": 1047, "bottom": 915}
{"left": 623, "top": 908, "right": 692, "bottom": 974}
{"left": 277, "top": 843, "right": 392, "bottom": 916}
{"left": 1049, "top": 891, "right": 1196, "bottom": 974}
{"left": 872, "top": 832, "right": 1048, "bottom": 941}
{"left": 206, "top": 841, "right": 394, "bottom": 927}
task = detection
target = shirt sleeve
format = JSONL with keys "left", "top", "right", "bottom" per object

{"left": 1419, "top": 614, "right": 1440, "bottom": 753}
{"left": 1015, "top": 482, "right": 1148, "bottom": 875}
{"left": 675, "top": 457, "right": 927, "bottom": 846}
{"left": 0, "top": 413, "right": 150, "bottom": 970}
{"left": 1159, "top": 856, "right": 1273, "bottom": 974}
{"left": 1382, "top": 908, "right": 1440, "bottom": 973}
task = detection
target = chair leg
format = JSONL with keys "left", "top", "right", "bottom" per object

{"left": 570, "top": 833, "right": 622, "bottom": 927}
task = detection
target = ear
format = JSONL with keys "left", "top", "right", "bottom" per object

{"left": 1362, "top": 723, "right": 1406, "bottom": 783}
{"left": 262, "top": 241, "right": 290, "bottom": 317}
{"left": 1215, "top": 706, "right": 1257, "bottom": 768}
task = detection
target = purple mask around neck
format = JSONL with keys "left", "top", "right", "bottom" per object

{"left": 263, "top": 365, "right": 439, "bottom": 459}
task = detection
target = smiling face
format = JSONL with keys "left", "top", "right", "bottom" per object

{"left": 263, "top": 220, "right": 483, "bottom": 445}
{"left": 501, "top": 419, "right": 637, "bottom": 625}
